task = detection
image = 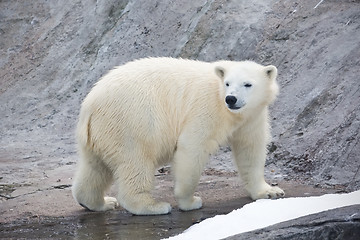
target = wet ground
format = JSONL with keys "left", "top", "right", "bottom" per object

{"left": 0, "top": 167, "right": 342, "bottom": 240}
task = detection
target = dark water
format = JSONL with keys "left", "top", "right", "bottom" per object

{"left": 0, "top": 197, "right": 252, "bottom": 240}
{"left": 0, "top": 184, "right": 343, "bottom": 239}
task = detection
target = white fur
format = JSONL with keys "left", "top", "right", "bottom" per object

{"left": 72, "top": 57, "right": 284, "bottom": 215}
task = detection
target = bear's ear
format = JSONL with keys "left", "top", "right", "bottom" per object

{"left": 264, "top": 65, "right": 277, "bottom": 81}
{"left": 215, "top": 66, "right": 225, "bottom": 79}
{"left": 264, "top": 65, "right": 277, "bottom": 80}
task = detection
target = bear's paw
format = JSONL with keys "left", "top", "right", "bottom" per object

{"left": 101, "top": 196, "right": 119, "bottom": 211}
{"left": 249, "top": 184, "right": 285, "bottom": 200}
{"left": 149, "top": 201, "right": 172, "bottom": 215}
{"left": 178, "top": 196, "right": 203, "bottom": 211}
{"left": 131, "top": 201, "right": 172, "bottom": 215}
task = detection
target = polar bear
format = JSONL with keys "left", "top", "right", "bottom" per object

{"left": 72, "top": 57, "right": 285, "bottom": 215}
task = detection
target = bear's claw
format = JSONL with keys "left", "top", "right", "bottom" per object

{"left": 178, "top": 196, "right": 203, "bottom": 211}
{"left": 78, "top": 196, "right": 118, "bottom": 211}
{"left": 250, "top": 184, "right": 285, "bottom": 200}
{"left": 266, "top": 186, "right": 285, "bottom": 199}
{"left": 103, "top": 196, "right": 119, "bottom": 210}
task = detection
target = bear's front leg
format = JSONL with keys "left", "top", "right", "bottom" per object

{"left": 173, "top": 137, "right": 207, "bottom": 211}
{"left": 230, "top": 124, "right": 285, "bottom": 200}
{"left": 232, "top": 144, "right": 285, "bottom": 200}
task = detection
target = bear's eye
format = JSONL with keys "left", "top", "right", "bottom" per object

{"left": 244, "top": 83, "right": 252, "bottom": 88}
{"left": 225, "top": 82, "right": 230, "bottom": 87}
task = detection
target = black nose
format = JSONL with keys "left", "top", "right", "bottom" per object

{"left": 225, "top": 95, "right": 237, "bottom": 105}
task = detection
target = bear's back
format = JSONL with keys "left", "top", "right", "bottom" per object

{"left": 86, "top": 58, "right": 222, "bottom": 121}
{"left": 78, "top": 58, "right": 227, "bottom": 161}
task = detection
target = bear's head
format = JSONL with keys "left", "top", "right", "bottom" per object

{"left": 215, "top": 61, "right": 279, "bottom": 113}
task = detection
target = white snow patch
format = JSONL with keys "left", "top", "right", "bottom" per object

{"left": 165, "top": 190, "right": 360, "bottom": 240}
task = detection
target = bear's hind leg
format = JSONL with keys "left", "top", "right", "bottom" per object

{"left": 72, "top": 151, "right": 118, "bottom": 211}
{"left": 173, "top": 136, "right": 207, "bottom": 211}
{"left": 114, "top": 160, "right": 171, "bottom": 215}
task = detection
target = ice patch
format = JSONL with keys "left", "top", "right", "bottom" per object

{"left": 166, "top": 190, "right": 360, "bottom": 240}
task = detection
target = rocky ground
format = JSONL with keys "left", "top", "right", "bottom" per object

{"left": 0, "top": 0, "right": 359, "bottom": 239}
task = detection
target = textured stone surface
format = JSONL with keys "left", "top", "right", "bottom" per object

{"left": 1, "top": 0, "right": 359, "bottom": 190}
{"left": 226, "top": 205, "right": 360, "bottom": 240}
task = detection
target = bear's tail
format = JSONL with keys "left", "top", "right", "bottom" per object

{"left": 76, "top": 110, "right": 92, "bottom": 149}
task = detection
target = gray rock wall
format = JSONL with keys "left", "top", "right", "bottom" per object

{"left": 0, "top": 0, "right": 359, "bottom": 190}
